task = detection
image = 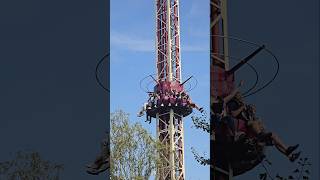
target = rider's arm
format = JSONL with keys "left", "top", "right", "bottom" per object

{"left": 224, "top": 87, "right": 238, "bottom": 103}
{"left": 224, "top": 80, "right": 244, "bottom": 103}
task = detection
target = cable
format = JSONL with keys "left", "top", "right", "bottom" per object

{"left": 242, "top": 63, "right": 259, "bottom": 96}
{"left": 139, "top": 74, "right": 157, "bottom": 93}
{"left": 211, "top": 35, "right": 280, "bottom": 98}
{"left": 185, "top": 76, "right": 198, "bottom": 92}
{"left": 145, "top": 79, "right": 155, "bottom": 92}
{"left": 243, "top": 49, "right": 279, "bottom": 97}
{"left": 95, "top": 52, "right": 110, "bottom": 92}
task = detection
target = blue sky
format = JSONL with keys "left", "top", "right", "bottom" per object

{"left": 110, "top": 0, "right": 210, "bottom": 179}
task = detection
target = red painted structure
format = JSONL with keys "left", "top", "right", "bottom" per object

{"left": 142, "top": 0, "right": 198, "bottom": 179}
{"left": 210, "top": 1, "right": 266, "bottom": 179}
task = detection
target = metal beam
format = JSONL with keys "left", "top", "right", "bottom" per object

{"left": 227, "top": 45, "right": 265, "bottom": 75}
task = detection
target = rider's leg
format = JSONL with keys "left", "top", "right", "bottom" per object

{"left": 271, "top": 133, "right": 288, "bottom": 155}
{"left": 251, "top": 122, "right": 288, "bottom": 155}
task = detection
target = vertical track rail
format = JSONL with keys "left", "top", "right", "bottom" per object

{"left": 155, "top": 0, "right": 185, "bottom": 179}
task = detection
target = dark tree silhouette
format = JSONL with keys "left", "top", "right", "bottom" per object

{"left": 259, "top": 157, "right": 311, "bottom": 180}
{"left": 0, "top": 151, "right": 63, "bottom": 180}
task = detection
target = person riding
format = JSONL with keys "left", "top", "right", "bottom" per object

{"left": 147, "top": 92, "right": 154, "bottom": 109}
{"left": 211, "top": 80, "right": 244, "bottom": 138}
{"left": 244, "top": 104, "right": 257, "bottom": 122}
{"left": 188, "top": 100, "right": 204, "bottom": 113}
{"left": 137, "top": 103, "right": 148, "bottom": 117}
{"left": 137, "top": 92, "right": 154, "bottom": 123}
{"left": 247, "top": 118, "right": 300, "bottom": 162}
{"left": 226, "top": 91, "right": 248, "bottom": 121}
{"left": 228, "top": 92, "right": 301, "bottom": 162}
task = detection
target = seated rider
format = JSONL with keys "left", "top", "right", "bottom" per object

{"left": 226, "top": 91, "right": 248, "bottom": 121}
{"left": 147, "top": 92, "right": 155, "bottom": 109}
{"left": 185, "top": 94, "right": 204, "bottom": 113}
{"left": 211, "top": 80, "right": 244, "bottom": 138}
{"left": 244, "top": 104, "right": 257, "bottom": 122}
{"left": 137, "top": 103, "right": 148, "bottom": 117}
{"left": 228, "top": 92, "right": 301, "bottom": 162}
{"left": 137, "top": 101, "right": 152, "bottom": 123}
{"left": 248, "top": 118, "right": 300, "bottom": 162}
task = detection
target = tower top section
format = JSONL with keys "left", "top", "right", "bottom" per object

{"left": 155, "top": 0, "right": 182, "bottom": 83}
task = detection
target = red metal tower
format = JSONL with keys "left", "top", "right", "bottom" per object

{"left": 143, "top": 0, "right": 195, "bottom": 179}
{"left": 210, "top": 1, "right": 234, "bottom": 179}
{"left": 210, "top": 1, "right": 265, "bottom": 179}
{"left": 155, "top": 0, "right": 185, "bottom": 179}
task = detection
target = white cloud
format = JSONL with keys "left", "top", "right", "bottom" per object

{"left": 186, "top": 26, "right": 208, "bottom": 38}
{"left": 183, "top": 44, "right": 208, "bottom": 52}
{"left": 111, "top": 31, "right": 207, "bottom": 53}
{"left": 186, "top": 0, "right": 208, "bottom": 18}
{"left": 111, "top": 31, "right": 154, "bottom": 52}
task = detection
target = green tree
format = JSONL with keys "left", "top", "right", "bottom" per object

{"left": 110, "top": 110, "right": 161, "bottom": 180}
{"left": 0, "top": 151, "right": 63, "bottom": 180}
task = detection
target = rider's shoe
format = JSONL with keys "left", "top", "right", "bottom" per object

{"left": 289, "top": 151, "right": 301, "bottom": 162}
{"left": 286, "top": 144, "right": 299, "bottom": 155}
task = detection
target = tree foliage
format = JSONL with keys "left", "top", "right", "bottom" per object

{"left": 191, "top": 112, "right": 210, "bottom": 133}
{"left": 110, "top": 110, "right": 161, "bottom": 180}
{"left": 259, "top": 157, "right": 312, "bottom": 180}
{"left": 191, "top": 113, "right": 211, "bottom": 166}
{"left": 0, "top": 151, "right": 63, "bottom": 180}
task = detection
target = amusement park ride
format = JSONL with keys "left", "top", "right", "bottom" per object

{"left": 139, "top": 0, "right": 276, "bottom": 180}
{"left": 138, "top": 0, "right": 301, "bottom": 180}
{"left": 78, "top": 0, "right": 303, "bottom": 179}
{"left": 140, "top": 0, "right": 192, "bottom": 179}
